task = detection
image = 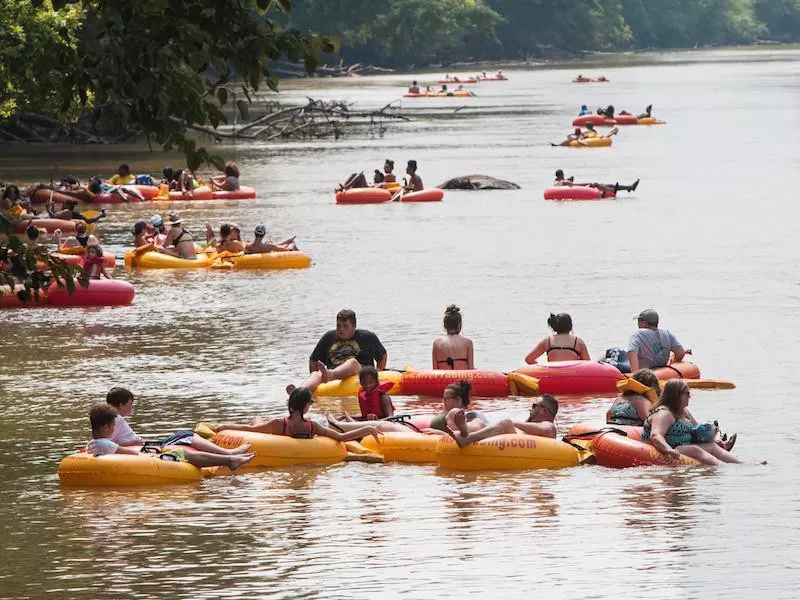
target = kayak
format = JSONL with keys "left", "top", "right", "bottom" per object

{"left": 335, "top": 188, "right": 392, "bottom": 204}
{"left": 543, "top": 186, "right": 614, "bottom": 201}
{"left": 437, "top": 78, "right": 479, "bottom": 84}
{"left": 209, "top": 250, "right": 311, "bottom": 270}
{"left": 572, "top": 77, "right": 609, "bottom": 83}
{"left": 400, "top": 188, "right": 444, "bottom": 202}
{"left": 567, "top": 137, "right": 612, "bottom": 148}
{"left": 123, "top": 249, "right": 213, "bottom": 269}
{"left": 514, "top": 361, "right": 625, "bottom": 395}
{"left": 47, "top": 279, "right": 135, "bottom": 307}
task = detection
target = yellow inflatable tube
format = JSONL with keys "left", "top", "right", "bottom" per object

{"left": 436, "top": 434, "right": 580, "bottom": 470}
{"left": 124, "top": 249, "right": 212, "bottom": 269}
{"left": 568, "top": 137, "right": 612, "bottom": 147}
{"left": 213, "top": 430, "right": 346, "bottom": 467}
{"left": 58, "top": 453, "right": 202, "bottom": 486}
{"left": 209, "top": 250, "right": 311, "bottom": 270}
{"left": 637, "top": 117, "right": 665, "bottom": 125}
{"left": 314, "top": 370, "right": 403, "bottom": 397}
{"left": 361, "top": 431, "right": 440, "bottom": 463}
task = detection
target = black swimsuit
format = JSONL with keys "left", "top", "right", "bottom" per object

{"left": 546, "top": 336, "right": 581, "bottom": 358}
{"left": 173, "top": 228, "right": 192, "bottom": 245}
{"left": 437, "top": 356, "right": 469, "bottom": 369}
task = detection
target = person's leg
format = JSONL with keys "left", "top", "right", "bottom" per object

{"left": 697, "top": 442, "right": 744, "bottom": 464}
{"left": 184, "top": 450, "right": 255, "bottom": 470}
{"left": 190, "top": 433, "right": 251, "bottom": 455}
{"left": 325, "top": 413, "right": 406, "bottom": 432}
{"left": 287, "top": 369, "right": 324, "bottom": 396}
{"left": 321, "top": 358, "right": 361, "bottom": 382}
{"left": 676, "top": 444, "right": 721, "bottom": 465}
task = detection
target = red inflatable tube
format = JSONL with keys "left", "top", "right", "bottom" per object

{"left": 89, "top": 192, "right": 143, "bottom": 204}
{"left": 652, "top": 362, "right": 701, "bottom": 380}
{"left": 401, "top": 189, "right": 444, "bottom": 203}
{"left": 543, "top": 186, "right": 614, "bottom": 201}
{"left": 614, "top": 114, "right": 638, "bottom": 125}
{"left": 565, "top": 422, "right": 643, "bottom": 441}
{"left": 46, "top": 279, "right": 135, "bottom": 307}
{"left": 572, "top": 115, "right": 616, "bottom": 127}
{"left": 515, "top": 361, "right": 624, "bottom": 395}
{"left": 167, "top": 186, "right": 214, "bottom": 201}
{"left": 591, "top": 430, "right": 699, "bottom": 468}
{"left": 211, "top": 186, "right": 256, "bottom": 200}
{"left": 29, "top": 188, "right": 93, "bottom": 205}
{"left": 400, "top": 370, "right": 510, "bottom": 398}
{"left": 15, "top": 218, "right": 78, "bottom": 234}
{"left": 335, "top": 188, "right": 392, "bottom": 205}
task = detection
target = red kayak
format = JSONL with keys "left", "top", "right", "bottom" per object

{"left": 514, "top": 361, "right": 624, "bottom": 395}
{"left": 543, "top": 186, "right": 614, "bottom": 201}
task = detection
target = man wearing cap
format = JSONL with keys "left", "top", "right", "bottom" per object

{"left": 308, "top": 309, "right": 387, "bottom": 383}
{"left": 627, "top": 309, "right": 686, "bottom": 372}
{"left": 244, "top": 224, "right": 298, "bottom": 254}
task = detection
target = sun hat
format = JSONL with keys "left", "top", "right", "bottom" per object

{"left": 167, "top": 213, "right": 183, "bottom": 225}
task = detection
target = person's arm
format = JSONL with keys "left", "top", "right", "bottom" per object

{"left": 278, "top": 235, "right": 296, "bottom": 246}
{"left": 577, "top": 338, "right": 590, "bottom": 360}
{"left": 631, "top": 396, "right": 652, "bottom": 423}
{"left": 372, "top": 334, "right": 387, "bottom": 370}
{"left": 649, "top": 412, "right": 680, "bottom": 457}
{"left": 100, "top": 265, "right": 113, "bottom": 279}
{"left": 309, "top": 333, "right": 329, "bottom": 373}
{"left": 671, "top": 345, "right": 686, "bottom": 363}
{"left": 627, "top": 351, "right": 640, "bottom": 373}
{"left": 313, "top": 422, "right": 382, "bottom": 444}
{"left": 379, "top": 394, "right": 394, "bottom": 418}
{"left": 525, "top": 339, "right": 547, "bottom": 364}
{"left": 308, "top": 359, "right": 319, "bottom": 374}
{"left": 514, "top": 421, "right": 556, "bottom": 438}
{"left": 215, "top": 419, "right": 280, "bottom": 435}
{"left": 431, "top": 339, "right": 439, "bottom": 369}
{"left": 376, "top": 353, "right": 387, "bottom": 370}
{"left": 605, "top": 405, "right": 614, "bottom": 422}
{"left": 466, "top": 339, "right": 474, "bottom": 370}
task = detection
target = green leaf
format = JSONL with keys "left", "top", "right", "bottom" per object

{"left": 216, "top": 86, "right": 228, "bottom": 106}
{"left": 236, "top": 99, "right": 249, "bottom": 120}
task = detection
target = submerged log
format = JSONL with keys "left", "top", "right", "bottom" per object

{"left": 437, "top": 175, "right": 521, "bottom": 190}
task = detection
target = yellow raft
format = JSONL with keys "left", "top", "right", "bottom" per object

{"left": 124, "top": 249, "right": 212, "bottom": 269}
{"left": 436, "top": 434, "right": 580, "bottom": 470}
{"left": 209, "top": 250, "right": 311, "bottom": 270}
{"left": 361, "top": 432, "right": 439, "bottom": 463}
{"left": 637, "top": 117, "right": 666, "bottom": 125}
{"left": 314, "top": 370, "right": 403, "bottom": 397}
{"left": 568, "top": 136, "right": 612, "bottom": 147}
{"left": 213, "top": 430, "right": 347, "bottom": 467}
{"left": 58, "top": 453, "right": 203, "bottom": 486}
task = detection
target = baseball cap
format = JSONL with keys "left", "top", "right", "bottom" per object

{"left": 254, "top": 224, "right": 266, "bottom": 236}
{"left": 151, "top": 214, "right": 163, "bottom": 226}
{"left": 636, "top": 309, "right": 659, "bottom": 325}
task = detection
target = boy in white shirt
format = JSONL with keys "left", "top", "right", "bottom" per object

{"left": 87, "top": 403, "right": 255, "bottom": 470}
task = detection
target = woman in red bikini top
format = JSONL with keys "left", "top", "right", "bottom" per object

{"left": 525, "top": 312, "right": 590, "bottom": 363}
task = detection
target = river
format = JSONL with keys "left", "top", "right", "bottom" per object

{"left": 1, "top": 48, "right": 799, "bottom": 599}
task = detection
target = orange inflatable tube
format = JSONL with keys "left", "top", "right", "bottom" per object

{"left": 652, "top": 362, "right": 701, "bottom": 380}
{"left": 591, "top": 430, "right": 699, "bottom": 468}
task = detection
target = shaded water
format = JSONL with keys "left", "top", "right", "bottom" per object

{"left": 1, "top": 48, "right": 799, "bottom": 599}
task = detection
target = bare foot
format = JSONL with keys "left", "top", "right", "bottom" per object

{"left": 453, "top": 409, "right": 469, "bottom": 437}
{"left": 325, "top": 411, "right": 337, "bottom": 425}
{"left": 317, "top": 361, "right": 330, "bottom": 383}
{"left": 444, "top": 427, "right": 466, "bottom": 448}
{"left": 231, "top": 443, "right": 252, "bottom": 455}
{"left": 286, "top": 384, "right": 296, "bottom": 395}
{"left": 229, "top": 453, "right": 256, "bottom": 471}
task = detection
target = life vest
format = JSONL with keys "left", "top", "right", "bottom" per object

{"left": 358, "top": 381, "right": 395, "bottom": 419}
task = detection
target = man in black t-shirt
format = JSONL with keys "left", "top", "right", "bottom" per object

{"left": 308, "top": 309, "right": 387, "bottom": 383}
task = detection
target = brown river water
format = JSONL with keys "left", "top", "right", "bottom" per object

{"left": 1, "top": 48, "right": 799, "bottom": 599}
